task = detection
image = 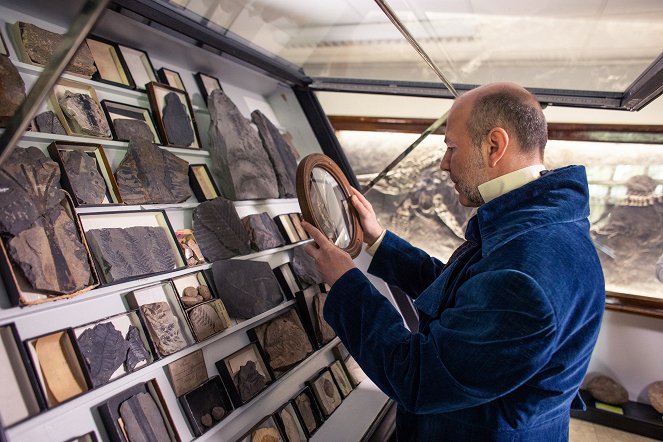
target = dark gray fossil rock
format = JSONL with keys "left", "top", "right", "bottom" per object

{"left": 314, "top": 291, "right": 335, "bottom": 345}
{"left": 0, "top": 146, "right": 65, "bottom": 236}
{"left": 251, "top": 110, "right": 297, "bottom": 198}
{"left": 162, "top": 92, "right": 194, "bottom": 147}
{"left": 125, "top": 325, "right": 149, "bottom": 372}
{"left": 115, "top": 138, "right": 192, "bottom": 204}
{"left": 19, "top": 22, "right": 96, "bottom": 78}
{"left": 207, "top": 89, "right": 278, "bottom": 200}
{"left": 77, "top": 322, "right": 129, "bottom": 387}
{"left": 587, "top": 375, "right": 629, "bottom": 405}
{"left": 295, "top": 393, "right": 316, "bottom": 434}
{"left": 140, "top": 302, "right": 188, "bottom": 357}
{"left": 241, "top": 212, "right": 286, "bottom": 251}
{"left": 113, "top": 118, "right": 156, "bottom": 143}
{"left": 85, "top": 226, "right": 179, "bottom": 283}
{"left": 212, "top": 260, "right": 283, "bottom": 319}
{"left": 234, "top": 360, "right": 266, "bottom": 402}
{"left": 119, "top": 392, "right": 170, "bottom": 442}
{"left": 8, "top": 205, "right": 91, "bottom": 294}
{"left": 59, "top": 91, "right": 111, "bottom": 138}
{"left": 60, "top": 150, "right": 107, "bottom": 205}
{"left": 291, "top": 246, "right": 322, "bottom": 288}
{"left": 192, "top": 197, "right": 251, "bottom": 261}
{"left": 34, "top": 111, "right": 67, "bottom": 135}
{"left": 0, "top": 55, "right": 26, "bottom": 127}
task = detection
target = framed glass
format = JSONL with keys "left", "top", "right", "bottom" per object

{"left": 146, "top": 82, "right": 201, "bottom": 149}
{"left": 296, "top": 153, "right": 363, "bottom": 258}
{"left": 157, "top": 67, "right": 187, "bottom": 92}
{"left": 117, "top": 44, "right": 157, "bottom": 90}
{"left": 86, "top": 36, "right": 133, "bottom": 88}
{"left": 101, "top": 100, "right": 161, "bottom": 144}
{"left": 194, "top": 72, "right": 222, "bottom": 103}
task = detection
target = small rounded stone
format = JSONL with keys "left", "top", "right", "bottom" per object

{"left": 587, "top": 375, "right": 629, "bottom": 405}
{"left": 212, "top": 406, "right": 225, "bottom": 421}
{"left": 201, "top": 414, "right": 213, "bottom": 427}
{"left": 180, "top": 295, "right": 200, "bottom": 306}
{"left": 648, "top": 381, "right": 663, "bottom": 414}
{"left": 183, "top": 286, "right": 198, "bottom": 298}
{"left": 198, "top": 285, "right": 212, "bottom": 300}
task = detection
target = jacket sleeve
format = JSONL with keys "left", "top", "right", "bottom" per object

{"left": 367, "top": 230, "right": 445, "bottom": 299}
{"left": 325, "top": 268, "right": 557, "bottom": 414}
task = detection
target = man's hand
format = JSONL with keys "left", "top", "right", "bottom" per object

{"left": 303, "top": 221, "right": 356, "bottom": 286}
{"left": 349, "top": 187, "right": 384, "bottom": 245}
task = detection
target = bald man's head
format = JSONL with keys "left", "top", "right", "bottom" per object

{"left": 460, "top": 83, "right": 547, "bottom": 156}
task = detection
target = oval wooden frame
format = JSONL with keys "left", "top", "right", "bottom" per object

{"left": 296, "top": 154, "right": 363, "bottom": 258}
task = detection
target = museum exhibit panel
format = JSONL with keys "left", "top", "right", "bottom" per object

{"left": 0, "top": 0, "right": 662, "bottom": 441}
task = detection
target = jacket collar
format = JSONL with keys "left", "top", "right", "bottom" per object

{"left": 465, "top": 165, "right": 590, "bottom": 256}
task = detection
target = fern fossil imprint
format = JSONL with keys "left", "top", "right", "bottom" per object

{"left": 192, "top": 197, "right": 251, "bottom": 261}
{"left": 59, "top": 150, "right": 107, "bottom": 205}
{"left": 77, "top": 322, "right": 129, "bottom": 387}
{"left": 188, "top": 303, "right": 226, "bottom": 341}
{"left": 85, "top": 226, "right": 178, "bottom": 283}
{"left": 141, "top": 302, "right": 187, "bottom": 357}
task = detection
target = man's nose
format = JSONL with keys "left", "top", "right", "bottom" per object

{"left": 439, "top": 150, "right": 451, "bottom": 172}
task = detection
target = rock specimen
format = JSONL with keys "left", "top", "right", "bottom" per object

{"left": 115, "top": 138, "right": 192, "bottom": 204}
{"left": 314, "top": 292, "right": 335, "bottom": 345}
{"left": 176, "top": 229, "right": 205, "bottom": 266}
{"left": 234, "top": 360, "right": 266, "bottom": 402}
{"left": 113, "top": 118, "right": 155, "bottom": 143}
{"left": 188, "top": 302, "right": 227, "bottom": 341}
{"left": 180, "top": 377, "right": 228, "bottom": 435}
{"left": 192, "top": 197, "right": 251, "bottom": 261}
{"left": 18, "top": 22, "right": 96, "bottom": 77}
{"left": 0, "top": 55, "right": 26, "bottom": 126}
{"left": 119, "top": 393, "right": 170, "bottom": 442}
{"left": 258, "top": 310, "right": 312, "bottom": 374}
{"left": 251, "top": 110, "right": 297, "bottom": 198}
{"left": 0, "top": 146, "right": 66, "bottom": 236}
{"left": 86, "top": 226, "right": 179, "bottom": 283}
{"left": 648, "top": 381, "right": 663, "bottom": 414}
{"left": 162, "top": 92, "right": 194, "bottom": 146}
{"left": 58, "top": 91, "right": 111, "bottom": 138}
{"left": 252, "top": 427, "right": 280, "bottom": 442}
{"left": 291, "top": 246, "right": 322, "bottom": 288}
{"left": 295, "top": 393, "right": 317, "bottom": 434}
{"left": 140, "top": 302, "right": 188, "bottom": 356}
{"left": 207, "top": 89, "right": 278, "bottom": 200}
{"left": 330, "top": 361, "right": 352, "bottom": 397}
{"left": 280, "top": 408, "right": 302, "bottom": 442}
{"left": 34, "top": 111, "right": 66, "bottom": 135}
{"left": 77, "top": 322, "right": 129, "bottom": 387}
{"left": 60, "top": 150, "right": 107, "bottom": 205}
{"left": 241, "top": 212, "right": 286, "bottom": 251}
{"left": 9, "top": 205, "right": 91, "bottom": 294}
{"left": 125, "top": 325, "right": 150, "bottom": 372}
{"left": 212, "top": 260, "right": 283, "bottom": 319}
{"left": 587, "top": 375, "right": 629, "bottom": 405}
{"left": 212, "top": 407, "right": 225, "bottom": 421}
{"left": 313, "top": 372, "right": 341, "bottom": 416}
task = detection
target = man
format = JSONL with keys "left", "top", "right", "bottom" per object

{"left": 302, "top": 82, "right": 605, "bottom": 441}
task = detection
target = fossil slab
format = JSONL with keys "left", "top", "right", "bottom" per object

{"left": 188, "top": 303, "right": 226, "bottom": 341}
{"left": 649, "top": 381, "right": 663, "bottom": 414}
{"left": 257, "top": 310, "right": 312, "bottom": 374}
{"left": 113, "top": 118, "right": 155, "bottom": 143}
{"left": 181, "top": 377, "right": 228, "bottom": 435}
{"left": 140, "top": 302, "right": 188, "bottom": 357}
{"left": 313, "top": 291, "right": 335, "bottom": 345}
{"left": 241, "top": 213, "right": 285, "bottom": 251}
{"left": 587, "top": 375, "right": 628, "bottom": 405}
{"left": 125, "top": 325, "right": 150, "bottom": 372}
{"left": 59, "top": 91, "right": 111, "bottom": 138}
{"left": 212, "top": 260, "right": 283, "bottom": 319}
{"left": 60, "top": 150, "right": 107, "bottom": 205}
{"left": 119, "top": 392, "right": 170, "bottom": 442}
{"left": 77, "top": 322, "right": 129, "bottom": 388}
{"left": 207, "top": 89, "right": 278, "bottom": 200}
{"left": 162, "top": 92, "right": 194, "bottom": 147}
{"left": 9, "top": 205, "right": 91, "bottom": 294}
{"left": 291, "top": 246, "right": 322, "bottom": 288}
{"left": 34, "top": 111, "right": 67, "bottom": 135}
{"left": 234, "top": 360, "right": 266, "bottom": 402}
{"left": 192, "top": 197, "right": 251, "bottom": 261}
{"left": 0, "top": 146, "right": 65, "bottom": 236}
{"left": 280, "top": 408, "right": 302, "bottom": 442}
{"left": 19, "top": 22, "right": 96, "bottom": 78}
{"left": 85, "top": 226, "right": 179, "bottom": 283}
{"left": 251, "top": 110, "right": 297, "bottom": 198}
{"left": 313, "top": 372, "right": 341, "bottom": 417}
{"left": 252, "top": 427, "right": 280, "bottom": 442}
{"left": 0, "top": 55, "right": 26, "bottom": 126}
{"left": 115, "top": 138, "right": 192, "bottom": 204}
{"left": 295, "top": 393, "right": 317, "bottom": 434}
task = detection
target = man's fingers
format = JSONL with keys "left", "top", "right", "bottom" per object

{"left": 303, "top": 242, "right": 320, "bottom": 259}
{"left": 349, "top": 188, "right": 373, "bottom": 215}
{"left": 302, "top": 221, "right": 331, "bottom": 248}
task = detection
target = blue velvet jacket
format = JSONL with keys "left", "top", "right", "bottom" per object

{"left": 325, "top": 166, "right": 605, "bottom": 441}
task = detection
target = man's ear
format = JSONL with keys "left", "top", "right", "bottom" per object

{"left": 486, "top": 127, "right": 509, "bottom": 168}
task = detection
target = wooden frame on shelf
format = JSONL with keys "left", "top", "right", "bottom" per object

{"left": 146, "top": 82, "right": 202, "bottom": 149}
{"left": 100, "top": 100, "right": 161, "bottom": 144}
{"left": 188, "top": 164, "right": 220, "bottom": 201}
{"left": 193, "top": 72, "right": 222, "bottom": 104}
{"left": 49, "top": 79, "right": 112, "bottom": 139}
{"left": 157, "top": 67, "right": 187, "bottom": 93}
{"left": 85, "top": 35, "right": 134, "bottom": 89}
{"left": 116, "top": 44, "right": 157, "bottom": 91}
